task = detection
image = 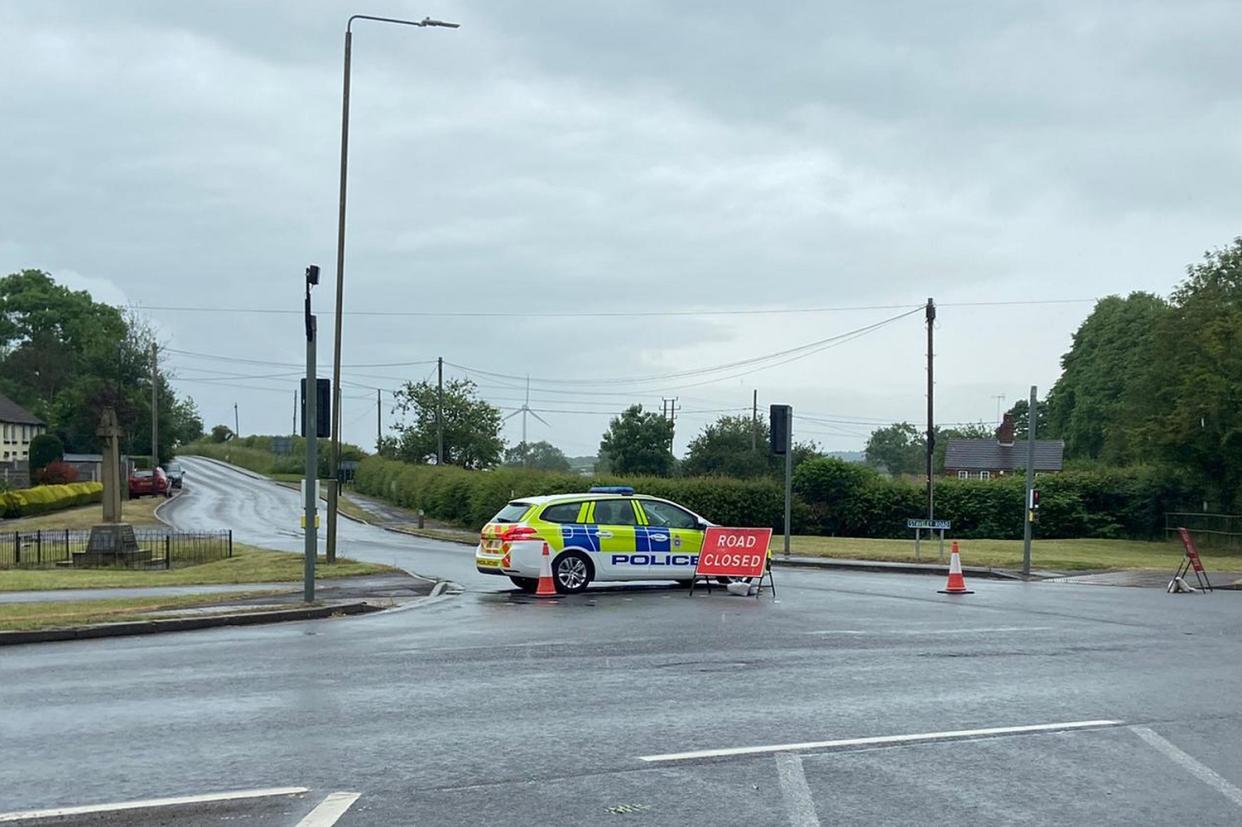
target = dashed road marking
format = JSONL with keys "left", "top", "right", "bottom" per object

{"left": 638, "top": 719, "right": 1123, "bottom": 762}
{"left": 1132, "top": 726, "right": 1242, "bottom": 809}
{"left": 806, "top": 626, "right": 1052, "bottom": 635}
{"left": 296, "top": 791, "right": 362, "bottom": 826}
{"left": 775, "top": 752, "right": 821, "bottom": 827}
{"left": 0, "top": 787, "right": 309, "bottom": 823}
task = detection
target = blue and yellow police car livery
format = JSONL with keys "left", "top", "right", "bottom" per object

{"left": 475, "top": 486, "right": 715, "bottom": 594}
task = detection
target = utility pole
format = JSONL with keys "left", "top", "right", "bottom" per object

{"left": 752, "top": 389, "right": 758, "bottom": 452}
{"left": 436, "top": 356, "right": 444, "bottom": 465}
{"left": 925, "top": 298, "right": 935, "bottom": 522}
{"left": 150, "top": 342, "right": 158, "bottom": 468}
{"left": 234, "top": 402, "right": 239, "bottom": 439}
{"left": 303, "top": 264, "right": 321, "bottom": 603}
{"left": 522, "top": 376, "right": 530, "bottom": 463}
{"left": 376, "top": 388, "right": 382, "bottom": 452}
{"left": 1022, "top": 385, "right": 1037, "bottom": 577}
{"left": 292, "top": 390, "right": 298, "bottom": 435}
{"left": 663, "top": 397, "right": 680, "bottom": 456}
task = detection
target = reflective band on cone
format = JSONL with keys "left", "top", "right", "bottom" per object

{"left": 535, "top": 542, "right": 558, "bottom": 597}
{"left": 938, "top": 540, "right": 974, "bottom": 594}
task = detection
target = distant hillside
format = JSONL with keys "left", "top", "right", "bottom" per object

{"left": 825, "top": 451, "right": 865, "bottom": 463}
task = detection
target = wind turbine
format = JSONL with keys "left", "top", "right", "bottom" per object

{"left": 503, "top": 375, "right": 549, "bottom": 466}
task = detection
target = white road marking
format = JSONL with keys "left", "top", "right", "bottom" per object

{"left": 806, "top": 626, "right": 1052, "bottom": 635}
{"left": 638, "top": 720, "right": 1122, "bottom": 762}
{"left": 775, "top": 752, "right": 821, "bottom": 827}
{"left": 1132, "top": 726, "right": 1242, "bottom": 808}
{"left": 296, "top": 791, "right": 362, "bottom": 826}
{"left": 0, "top": 786, "right": 309, "bottom": 822}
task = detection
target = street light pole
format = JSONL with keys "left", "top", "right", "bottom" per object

{"left": 326, "top": 13, "right": 460, "bottom": 564}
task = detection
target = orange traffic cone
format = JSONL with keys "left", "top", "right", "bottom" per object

{"left": 938, "top": 541, "right": 974, "bottom": 594}
{"left": 535, "top": 542, "right": 558, "bottom": 597}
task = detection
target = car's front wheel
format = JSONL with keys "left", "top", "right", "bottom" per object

{"left": 553, "top": 551, "right": 592, "bottom": 594}
{"left": 509, "top": 576, "right": 538, "bottom": 594}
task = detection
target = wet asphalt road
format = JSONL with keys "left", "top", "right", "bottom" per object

{"left": 4, "top": 458, "right": 1242, "bottom": 825}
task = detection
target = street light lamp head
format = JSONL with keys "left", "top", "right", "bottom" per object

{"left": 420, "top": 17, "right": 460, "bottom": 27}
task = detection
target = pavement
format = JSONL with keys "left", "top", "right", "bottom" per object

{"left": 3, "top": 457, "right": 1241, "bottom": 825}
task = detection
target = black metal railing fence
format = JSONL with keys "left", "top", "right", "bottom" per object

{"left": 0, "top": 529, "right": 233, "bottom": 569}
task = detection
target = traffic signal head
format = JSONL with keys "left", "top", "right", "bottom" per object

{"left": 306, "top": 264, "right": 320, "bottom": 286}
{"left": 770, "top": 404, "right": 792, "bottom": 455}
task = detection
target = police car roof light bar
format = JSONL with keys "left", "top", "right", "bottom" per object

{"left": 590, "top": 486, "right": 635, "bottom": 495}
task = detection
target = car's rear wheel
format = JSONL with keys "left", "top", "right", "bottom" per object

{"left": 509, "top": 576, "right": 538, "bottom": 593}
{"left": 553, "top": 551, "right": 592, "bottom": 594}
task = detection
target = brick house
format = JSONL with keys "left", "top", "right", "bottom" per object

{"left": 943, "top": 414, "right": 1064, "bottom": 480}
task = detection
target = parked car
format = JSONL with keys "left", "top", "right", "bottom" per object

{"left": 128, "top": 467, "right": 171, "bottom": 498}
{"left": 163, "top": 462, "right": 185, "bottom": 489}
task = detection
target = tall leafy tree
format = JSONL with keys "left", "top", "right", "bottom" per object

{"left": 504, "top": 440, "right": 571, "bottom": 471}
{"left": 391, "top": 377, "right": 503, "bottom": 468}
{"left": 0, "top": 269, "right": 202, "bottom": 461}
{"left": 864, "top": 422, "right": 923, "bottom": 475}
{"left": 599, "top": 405, "right": 675, "bottom": 476}
{"left": 1144, "top": 239, "right": 1242, "bottom": 508}
{"left": 1042, "top": 292, "right": 1168, "bottom": 462}
{"left": 682, "top": 414, "right": 820, "bottom": 478}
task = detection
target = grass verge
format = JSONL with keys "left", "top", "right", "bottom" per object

{"left": 0, "top": 545, "right": 396, "bottom": 591}
{"left": 780, "top": 535, "right": 1242, "bottom": 572}
{"left": 0, "top": 496, "right": 167, "bottom": 531}
{"left": 0, "top": 591, "right": 288, "bottom": 632}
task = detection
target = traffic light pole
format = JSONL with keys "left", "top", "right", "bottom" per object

{"left": 783, "top": 414, "right": 792, "bottom": 558}
{"left": 304, "top": 266, "right": 320, "bottom": 603}
{"left": 1022, "top": 384, "right": 1036, "bottom": 577}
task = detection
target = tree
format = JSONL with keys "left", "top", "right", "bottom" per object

{"left": 682, "top": 414, "right": 821, "bottom": 478}
{"left": 210, "top": 425, "right": 235, "bottom": 443}
{"left": 1042, "top": 292, "right": 1168, "bottom": 462}
{"left": 504, "top": 440, "right": 571, "bottom": 471}
{"left": 864, "top": 422, "right": 923, "bottom": 475}
{"left": 682, "top": 415, "right": 770, "bottom": 478}
{"left": 599, "top": 405, "right": 675, "bottom": 476}
{"left": 1144, "top": 239, "right": 1242, "bottom": 508}
{"left": 28, "top": 433, "right": 63, "bottom": 473}
{"left": 391, "top": 378, "right": 503, "bottom": 468}
{"left": 1004, "top": 398, "right": 1051, "bottom": 444}
{"left": 0, "top": 270, "right": 203, "bottom": 462}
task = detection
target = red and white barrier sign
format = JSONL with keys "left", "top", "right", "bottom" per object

{"left": 695, "top": 527, "right": 773, "bottom": 579}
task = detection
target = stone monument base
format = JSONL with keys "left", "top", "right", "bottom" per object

{"left": 75, "top": 523, "right": 151, "bottom": 568}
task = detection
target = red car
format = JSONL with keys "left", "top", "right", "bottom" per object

{"left": 128, "top": 467, "right": 171, "bottom": 498}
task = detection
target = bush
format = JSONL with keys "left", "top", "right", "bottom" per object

{"left": 28, "top": 433, "right": 64, "bottom": 472}
{"left": 33, "top": 460, "right": 79, "bottom": 485}
{"left": 0, "top": 482, "right": 103, "bottom": 518}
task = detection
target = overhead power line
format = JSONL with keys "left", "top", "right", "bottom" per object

{"left": 447, "top": 307, "right": 921, "bottom": 386}
{"left": 130, "top": 297, "right": 1098, "bottom": 319}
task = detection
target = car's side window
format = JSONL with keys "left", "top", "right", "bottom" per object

{"left": 592, "top": 499, "right": 639, "bottom": 525}
{"left": 640, "top": 500, "right": 699, "bottom": 530}
{"left": 541, "top": 502, "right": 584, "bottom": 523}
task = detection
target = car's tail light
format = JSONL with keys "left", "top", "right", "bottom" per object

{"left": 501, "top": 525, "right": 538, "bottom": 542}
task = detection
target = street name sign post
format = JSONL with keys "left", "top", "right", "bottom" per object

{"left": 689, "top": 526, "right": 775, "bottom": 599}
{"left": 907, "top": 518, "right": 951, "bottom": 563}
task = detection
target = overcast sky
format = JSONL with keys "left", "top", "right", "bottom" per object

{"left": 3, "top": 1, "right": 1240, "bottom": 457}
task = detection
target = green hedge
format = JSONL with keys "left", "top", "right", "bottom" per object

{"left": 179, "top": 435, "right": 367, "bottom": 478}
{"left": 0, "top": 482, "right": 103, "bottom": 518}
{"left": 354, "top": 457, "right": 806, "bottom": 532}
{"left": 354, "top": 455, "right": 1193, "bottom": 541}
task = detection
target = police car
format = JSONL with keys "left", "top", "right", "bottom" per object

{"left": 475, "top": 487, "right": 715, "bottom": 593}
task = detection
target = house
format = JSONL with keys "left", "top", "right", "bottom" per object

{"left": 0, "top": 393, "right": 46, "bottom": 463}
{"left": 943, "top": 414, "right": 1064, "bottom": 480}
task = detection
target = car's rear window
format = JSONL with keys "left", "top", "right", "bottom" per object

{"left": 133, "top": 470, "right": 152, "bottom": 478}
{"left": 491, "top": 502, "right": 531, "bottom": 523}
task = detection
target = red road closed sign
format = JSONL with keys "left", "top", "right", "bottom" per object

{"left": 695, "top": 527, "right": 774, "bottom": 579}
{"left": 1178, "top": 527, "right": 1206, "bottom": 573}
